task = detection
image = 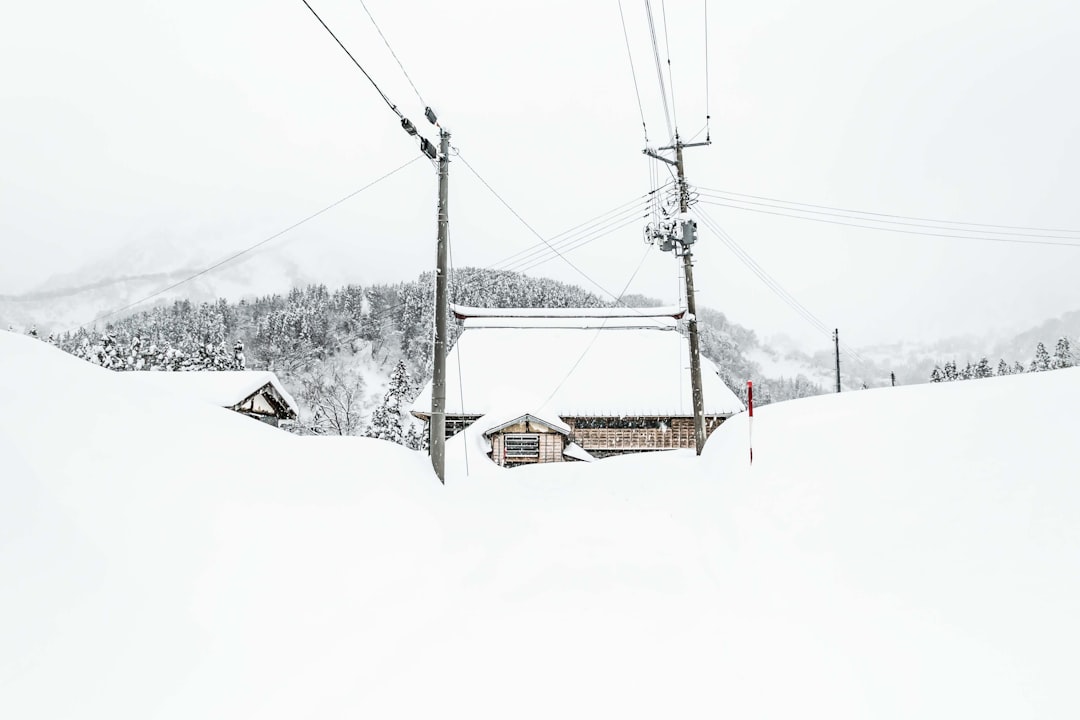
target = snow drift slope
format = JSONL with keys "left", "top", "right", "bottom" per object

{"left": 705, "top": 371, "right": 1080, "bottom": 717}
{"left": 2, "top": 330, "right": 1079, "bottom": 718}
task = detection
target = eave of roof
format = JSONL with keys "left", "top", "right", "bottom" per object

{"left": 451, "top": 304, "right": 686, "bottom": 320}
{"left": 482, "top": 412, "right": 572, "bottom": 437}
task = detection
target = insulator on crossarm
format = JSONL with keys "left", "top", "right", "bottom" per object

{"left": 424, "top": 106, "right": 438, "bottom": 125}
{"left": 401, "top": 117, "right": 418, "bottom": 136}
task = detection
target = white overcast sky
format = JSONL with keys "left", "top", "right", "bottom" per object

{"left": 2, "top": 0, "right": 1077, "bottom": 347}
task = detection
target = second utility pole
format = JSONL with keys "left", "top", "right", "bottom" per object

{"left": 676, "top": 142, "right": 706, "bottom": 455}
{"left": 645, "top": 135, "right": 710, "bottom": 455}
{"left": 431, "top": 127, "right": 450, "bottom": 483}
{"left": 833, "top": 328, "right": 841, "bottom": 393}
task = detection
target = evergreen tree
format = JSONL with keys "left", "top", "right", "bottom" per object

{"left": 233, "top": 340, "right": 246, "bottom": 370}
{"left": 367, "top": 361, "right": 410, "bottom": 444}
{"left": 404, "top": 423, "right": 426, "bottom": 451}
{"left": 1031, "top": 342, "right": 1051, "bottom": 372}
{"left": 1053, "top": 337, "right": 1073, "bottom": 369}
{"left": 975, "top": 357, "right": 993, "bottom": 379}
{"left": 943, "top": 360, "right": 958, "bottom": 382}
{"left": 997, "top": 359, "right": 1010, "bottom": 376}
{"left": 930, "top": 366, "right": 943, "bottom": 383}
{"left": 1012, "top": 360, "right": 1025, "bottom": 375}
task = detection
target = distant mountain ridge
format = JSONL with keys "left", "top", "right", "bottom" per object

{"left": 0, "top": 270, "right": 201, "bottom": 303}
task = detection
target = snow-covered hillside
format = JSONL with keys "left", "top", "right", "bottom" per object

{"left": 2, "top": 330, "right": 1078, "bottom": 718}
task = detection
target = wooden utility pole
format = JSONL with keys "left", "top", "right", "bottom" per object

{"left": 645, "top": 136, "right": 710, "bottom": 454}
{"left": 430, "top": 127, "right": 450, "bottom": 483}
{"left": 833, "top": 328, "right": 841, "bottom": 393}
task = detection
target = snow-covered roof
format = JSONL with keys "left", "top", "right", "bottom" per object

{"left": 413, "top": 311, "right": 745, "bottom": 418}
{"left": 464, "top": 316, "right": 677, "bottom": 330}
{"left": 122, "top": 370, "right": 299, "bottom": 417}
{"left": 563, "top": 442, "right": 597, "bottom": 462}
{"left": 481, "top": 411, "right": 572, "bottom": 437}
{"left": 452, "top": 304, "right": 686, "bottom": 320}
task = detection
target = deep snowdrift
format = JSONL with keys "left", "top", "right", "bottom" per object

{"left": 2, "top": 330, "right": 1077, "bottom": 718}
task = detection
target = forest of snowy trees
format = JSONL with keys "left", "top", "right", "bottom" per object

{"left": 9, "top": 268, "right": 903, "bottom": 445}
{"left": 19, "top": 269, "right": 792, "bottom": 443}
{"left": 929, "top": 337, "right": 1074, "bottom": 382}
{"left": 20, "top": 267, "right": 1075, "bottom": 447}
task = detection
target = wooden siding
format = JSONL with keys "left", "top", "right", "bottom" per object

{"left": 565, "top": 416, "right": 726, "bottom": 454}
{"left": 490, "top": 430, "right": 566, "bottom": 467}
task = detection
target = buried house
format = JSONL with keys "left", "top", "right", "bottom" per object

{"left": 121, "top": 370, "right": 299, "bottom": 427}
{"left": 411, "top": 306, "right": 745, "bottom": 466}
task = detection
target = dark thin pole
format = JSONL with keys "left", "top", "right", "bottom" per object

{"left": 677, "top": 141, "right": 706, "bottom": 455}
{"left": 431, "top": 129, "right": 450, "bottom": 482}
{"left": 833, "top": 328, "right": 841, "bottom": 393}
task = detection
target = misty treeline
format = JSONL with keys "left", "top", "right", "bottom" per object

{"left": 23, "top": 268, "right": 825, "bottom": 443}
{"left": 930, "top": 337, "right": 1074, "bottom": 383}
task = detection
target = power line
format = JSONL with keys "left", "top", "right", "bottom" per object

{"left": 300, "top": 0, "right": 404, "bottom": 120}
{"left": 698, "top": 198, "right": 1080, "bottom": 249}
{"left": 659, "top": 0, "right": 679, "bottom": 134}
{"left": 455, "top": 151, "right": 638, "bottom": 306}
{"left": 498, "top": 202, "right": 651, "bottom": 273}
{"left": 693, "top": 207, "right": 867, "bottom": 364}
{"left": 300, "top": 0, "right": 440, "bottom": 161}
{"left": 538, "top": 244, "right": 655, "bottom": 409}
{"left": 446, "top": 220, "right": 470, "bottom": 475}
{"left": 698, "top": 190, "right": 1080, "bottom": 241}
{"left": 703, "top": 0, "right": 710, "bottom": 141}
{"left": 697, "top": 186, "right": 1080, "bottom": 235}
{"left": 693, "top": 209, "right": 830, "bottom": 335}
{"left": 617, "top": 0, "right": 649, "bottom": 143}
{"left": 357, "top": 0, "right": 427, "bottom": 108}
{"left": 490, "top": 192, "right": 654, "bottom": 270}
{"left": 643, "top": 0, "right": 674, "bottom": 141}
{"left": 67, "top": 156, "right": 422, "bottom": 333}
{"left": 514, "top": 214, "right": 648, "bottom": 274}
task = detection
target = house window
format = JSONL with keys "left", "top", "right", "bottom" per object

{"left": 504, "top": 433, "right": 540, "bottom": 458}
{"left": 443, "top": 416, "right": 481, "bottom": 439}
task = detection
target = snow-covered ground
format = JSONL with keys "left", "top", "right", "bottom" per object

{"left": 2, "top": 329, "right": 1078, "bottom": 718}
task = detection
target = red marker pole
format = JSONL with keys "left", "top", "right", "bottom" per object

{"left": 747, "top": 381, "right": 754, "bottom": 465}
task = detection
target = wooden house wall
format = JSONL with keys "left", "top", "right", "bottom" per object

{"left": 490, "top": 429, "right": 566, "bottom": 467}
{"left": 565, "top": 416, "right": 726, "bottom": 454}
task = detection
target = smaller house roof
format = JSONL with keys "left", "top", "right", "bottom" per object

{"left": 481, "top": 411, "right": 572, "bottom": 438}
{"left": 122, "top": 370, "right": 299, "bottom": 418}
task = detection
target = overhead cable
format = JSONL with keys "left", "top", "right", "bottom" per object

{"left": 496, "top": 201, "right": 652, "bottom": 273}
{"left": 67, "top": 156, "right": 422, "bottom": 333}
{"left": 300, "top": 0, "right": 438, "bottom": 160}
{"left": 537, "top": 244, "right": 655, "bottom": 409}
{"left": 514, "top": 213, "right": 649, "bottom": 273}
{"left": 698, "top": 198, "right": 1080, "bottom": 248}
{"left": 617, "top": 0, "right": 650, "bottom": 143}
{"left": 455, "top": 151, "right": 639, "bottom": 306}
{"left": 703, "top": 0, "right": 710, "bottom": 140}
{"left": 697, "top": 186, "right": 1080, "bottom": 235}
{"left": 659, "top": 0, "right": 679, "bottom": 134}
{"left": 357, "top": 0, "right": 427, "bottom": 108}
{"left": 490, "top": 191, "right": 654, "bottom": 270}
{"left": 300, "top": 0, "right": 403, "bottom": 119}
{"left": 693, "top": 207, "right": 867, "bottom": 364}
{"left": 643, "top": 0, "right": 675, "bottom": 141}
